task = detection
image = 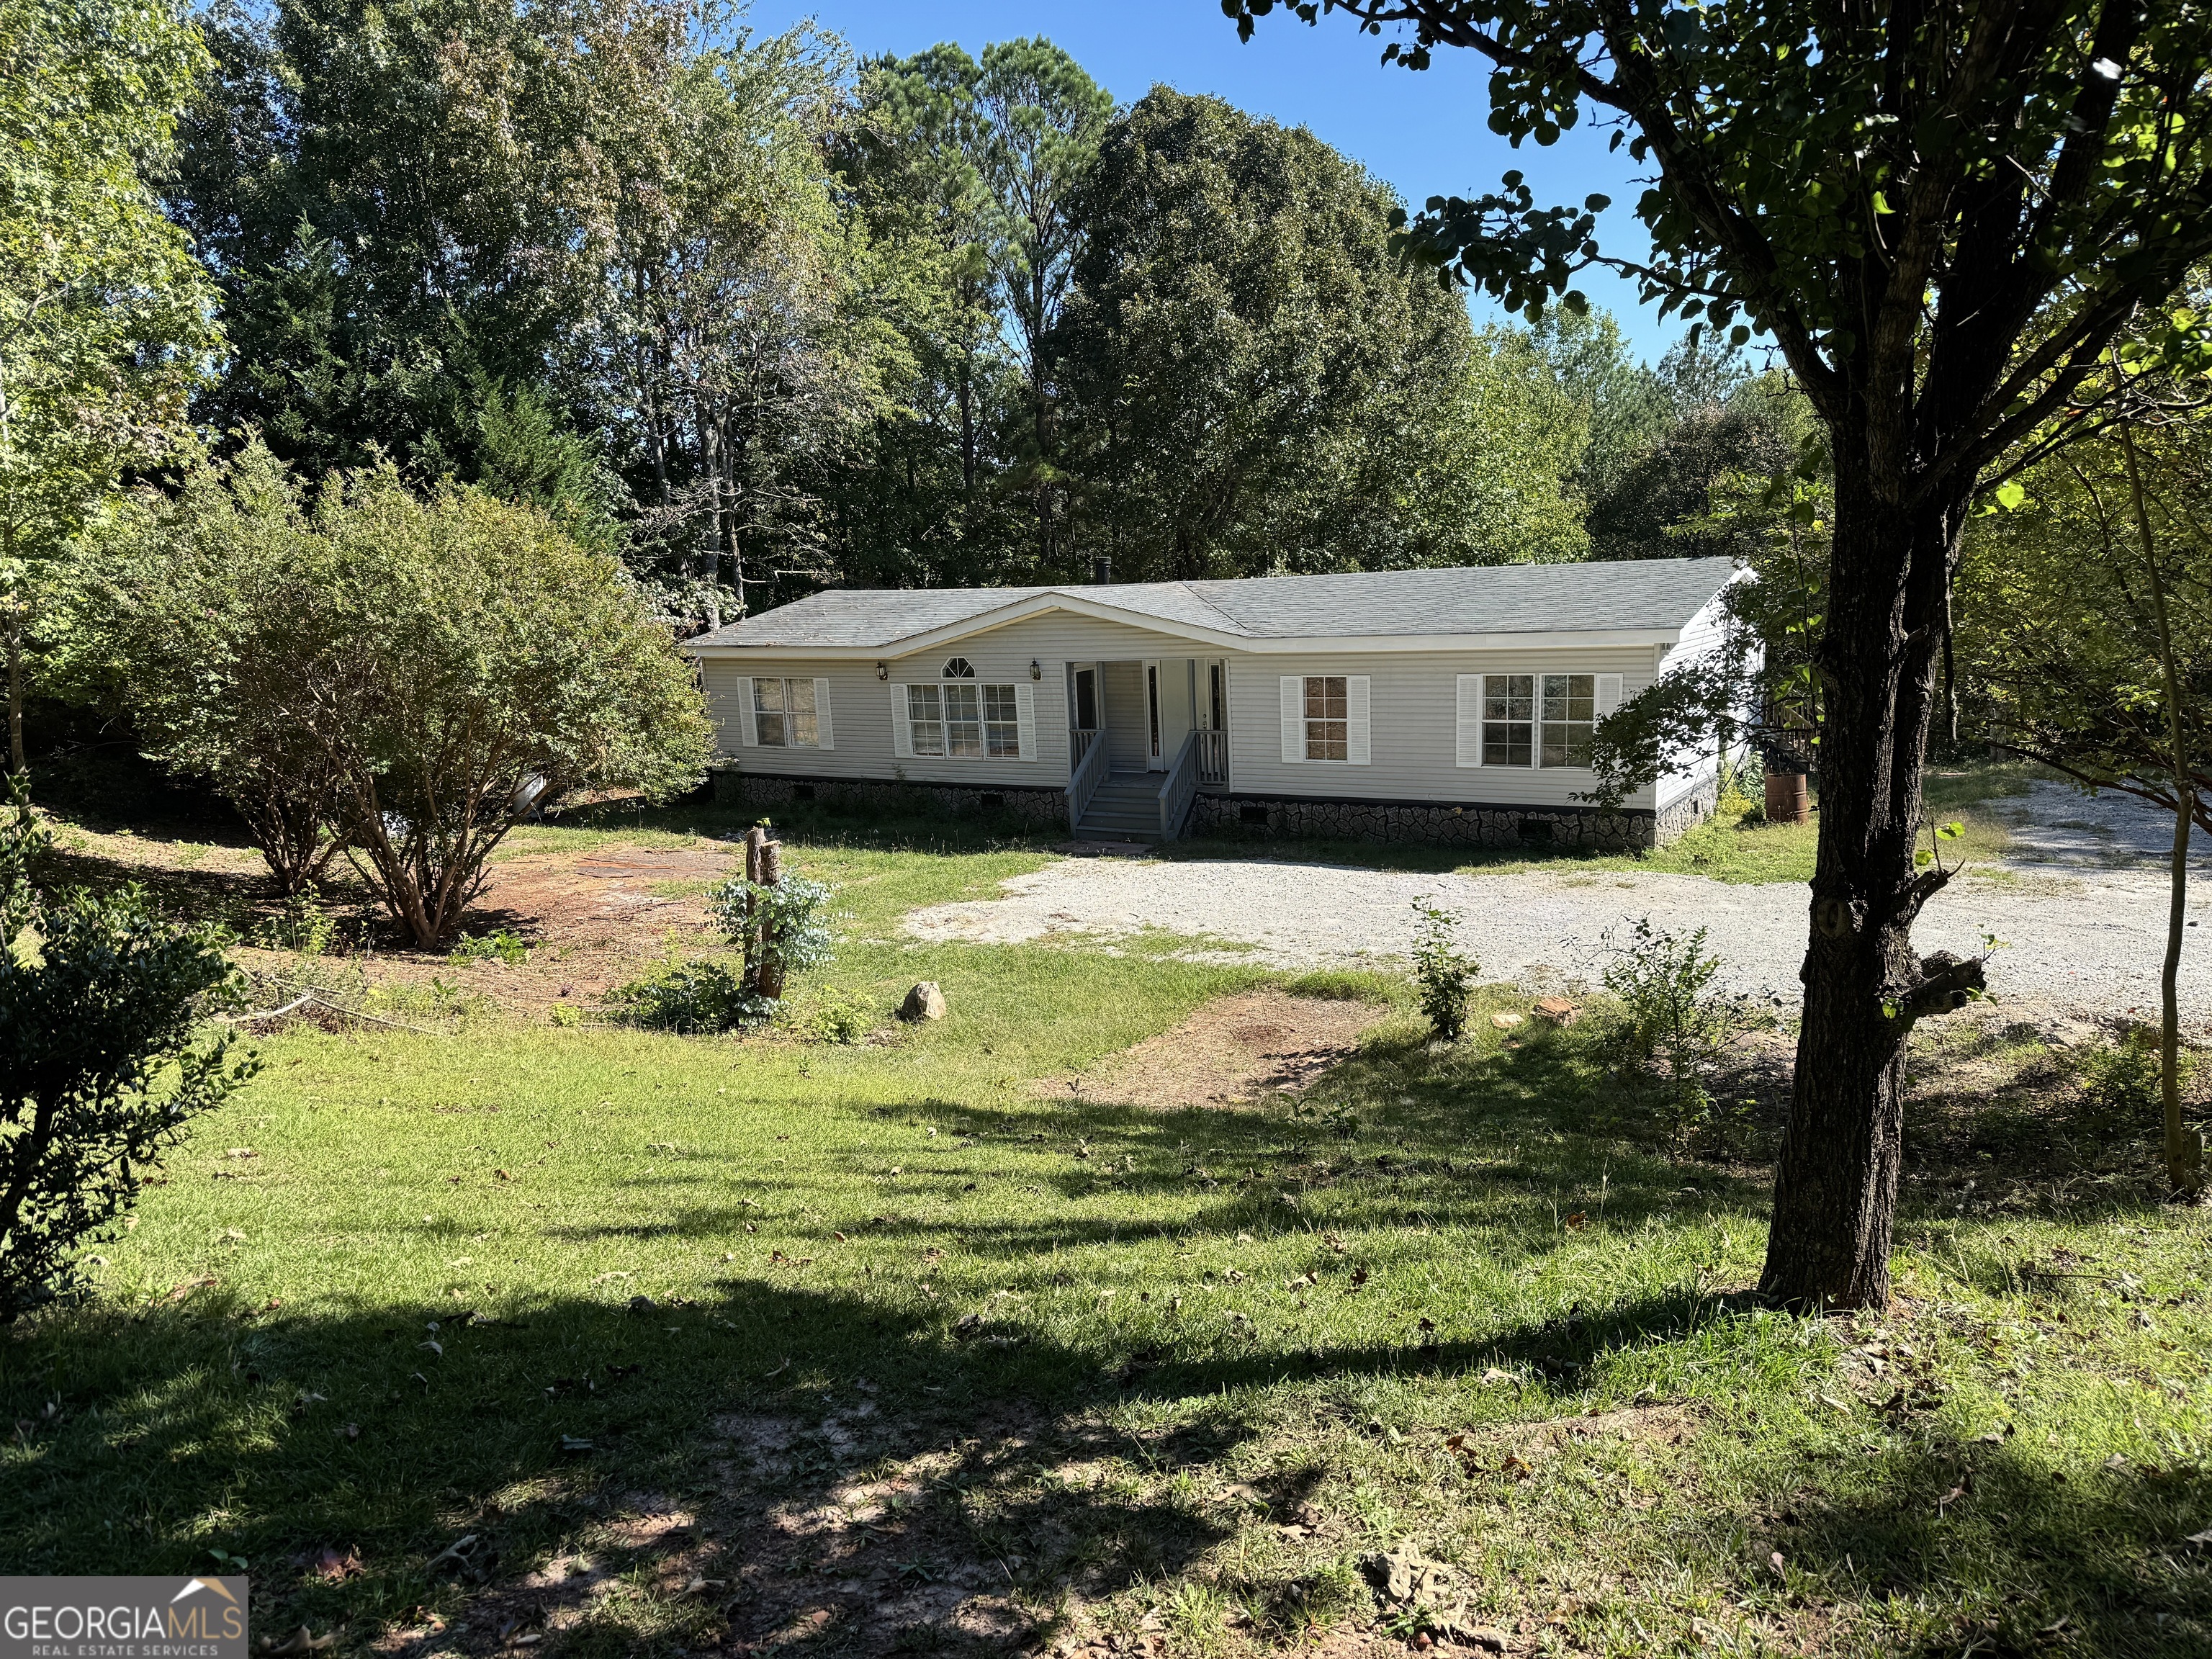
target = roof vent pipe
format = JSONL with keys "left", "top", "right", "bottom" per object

{"left": 1090, "top": 556, "right": 1112, "bottom": 585}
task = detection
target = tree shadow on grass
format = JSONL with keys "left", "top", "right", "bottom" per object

{"left": 1750, "top": 1428, "right": 2212, "bottom": 1658}
{"left": 8, "top": 1259, "right": 2206, "bottom": 1657}
{"left": 0, "top": 1280, "right": 1258, "bottom": 1658}
{"left": 12, "top": 1272, "right": 2203, "bottom": 1658}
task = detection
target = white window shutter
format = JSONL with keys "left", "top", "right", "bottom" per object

{"left": 1596, "top": 673, "right": 1624, "bottom": 717}
{"left": 1346, "top": 675, "right": 1371, "bottom": 765}
{"left": 738, "top": 677, "right": 760, "bottom": 747}
{"left": 1014, "top": 680, "right": 1037, "bottom": 760}
{"left": 814, "top": 678, "right": 833, "bottom": 750}
{"left": 1456, "top": 675, "right": 1481, "bottom": 767}
{"left": 1280, "top": 677, "right": 1303, "bottom": 763}
{"left": 891, "top": 684, "right": 913, "bottom": 758}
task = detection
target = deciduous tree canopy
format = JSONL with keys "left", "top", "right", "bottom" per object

{"left": 1231, "top": 0, "right": 2212, "bottom": 1308}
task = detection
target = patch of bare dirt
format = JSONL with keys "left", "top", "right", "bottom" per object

{"left": 1038, "top": 990, "right": 1384, "bottom": 1109}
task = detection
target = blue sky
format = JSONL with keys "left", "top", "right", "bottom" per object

{"left": 744, "top": 0, "right": 1679, "bottom": 361}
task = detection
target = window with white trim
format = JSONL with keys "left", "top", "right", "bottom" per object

{"left": 942, "top": 656, "right": 976, "bottom": 679}
{"left": 752, "top": 677, "right": 819, "bottom": 747}
{"left": 1483, "top": 674, "right": 1534, "bottom": 767}
{"left": 1303, "top": 675, "right": 1347, "bottom": 760}
{"left": 907, "top": 682, "right": 1022, "bottom": 758}
{"left": 1539, "top": 673, "right": 1596, "bottom": 768}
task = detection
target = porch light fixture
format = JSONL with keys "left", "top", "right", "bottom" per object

{"left": 1028, "top": 660, "right": 1042, "bottom": 680}
{"left": 875, "top": 661, "right": 888, "bottom": 680}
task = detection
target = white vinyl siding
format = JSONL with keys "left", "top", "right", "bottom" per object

{"left": 814, "top": 678, "right": 834, "bottom": 749}
{"left": 697, "top": 613, "right": 1689, "bottom": 810}
{"left": 1230, "top": 647, "right": 1660, "bottom": 806}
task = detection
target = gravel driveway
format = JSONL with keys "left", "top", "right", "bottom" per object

{"left": 905, "top": 780, "right": 2212, "bottom": 1026}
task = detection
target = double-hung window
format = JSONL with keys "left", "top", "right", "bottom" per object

{"left": 1303, "top": 675, "right": 1348, "bottom": 760}
{"left": 904, "top": 681, "right": 1025, "bottom": 759}
{"left": 1482, "top": 674, "right": 1534, "bottom": 767}
{"left": 750, "top": 676, "right": 820, "bottom": 747}
{"left": 1279, "top": 674, "right": 1369, "bottom": 764}
{"left": 1458, "top": 671, "right": 1619, "bottom": 768}
{"left": 1539, "top": 673, "right": 1596, "bottom": 768}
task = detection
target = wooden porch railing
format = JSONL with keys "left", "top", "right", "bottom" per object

{"left": 1067, "top": 727, "right": 1107, "bottom": 826}
{"left": 1195, "top": 727, "right": 1228, "bottom": 786}
{"left": 1157, "top": 732, "right": 1201, "bottom": 842}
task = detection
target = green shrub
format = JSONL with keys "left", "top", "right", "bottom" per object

{"left": 799, "top": 990, "right": 868, "bottom": 1045}
{"left": 1408, "top": 897, "right": 1476, "bottom": 1041}
{"left": 708, "top": 872, "right": 837, "bottom": 975}
{"left": 81, "top": 446, "right": 713, "bottom": 944}
{"left": 0, "top": 783, "right": 254, "bottom": 1322}
{"left": 608, "top": 958, "right": 768, "bottom": 1033}
{"left": 2081, "top": 1025, "right": 2188, "bottom": 1118}
{"left": 1599, "top": 916, "right": 1759, "bottom": 1145}
{"left": 449, "top": 928, "right": 531, "bottom": 966}
{"left": 253, "top": 894, "right": 340, "bottom": 956}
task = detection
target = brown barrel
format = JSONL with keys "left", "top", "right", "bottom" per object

{"left": 1764, "top": 770, "right": 1809, "bottom": 824}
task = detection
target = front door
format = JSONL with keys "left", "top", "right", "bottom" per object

{"left": 1102, "top": 661, "right": 1148, "bottom": 773}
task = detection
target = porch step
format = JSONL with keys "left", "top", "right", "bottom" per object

{"left": 1074, "top": 773, "right": 1167, "bottom": 843}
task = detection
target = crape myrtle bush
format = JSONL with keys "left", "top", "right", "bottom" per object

{"left": 73, "top": 442, "right": 713, "bottom": 945}
{"left": 0, "top": 782, "right": 253, "bottom": 1322}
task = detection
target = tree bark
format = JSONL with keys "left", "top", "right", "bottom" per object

{"left": 2116, "top": 413, "right": 2203, "bottom": 1194}
{"left": 1760, "top": 447, "right": 1980, "bottom": 1310}
{"left": 5, "top": 603, "right": 22, "bottom": 777}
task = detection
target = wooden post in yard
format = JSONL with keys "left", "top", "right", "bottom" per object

{"left": 742, "top": 825, "right": 767, "bottom": 995}
{"left": 755, "top": 834, "right": 786, "bottom": 1000}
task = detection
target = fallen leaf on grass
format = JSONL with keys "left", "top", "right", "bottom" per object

{"left": 1564, "top": 1212, "right": 1588, "bottom": 1230}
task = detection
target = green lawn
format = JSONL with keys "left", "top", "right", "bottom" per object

{"left": 5, "top": 804, "right": 2208, "bottom": 1658}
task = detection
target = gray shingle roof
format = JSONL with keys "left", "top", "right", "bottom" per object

{"left": 688, "top": 557, "right": 1739, "bottom": 650}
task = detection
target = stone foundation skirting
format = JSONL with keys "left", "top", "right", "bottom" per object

{"left": 1183, "top": 793, "right": 1672, "bottom": 851}
{"left": 710, "top": 765, "right": 1069, "bottom": 830}
{"left": 709, "top": 765, "right": 1717, "bottom": 850}
{"left": 1655, "top": 775, "right": 1722, "bottom": 845}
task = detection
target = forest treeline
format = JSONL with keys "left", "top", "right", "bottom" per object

{"left": 166, "top": 0, "right": 1800, "bottom": 624}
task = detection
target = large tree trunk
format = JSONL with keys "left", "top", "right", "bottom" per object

{"left": 1760, "top": 447, "right": 1979, "bottom": 1310}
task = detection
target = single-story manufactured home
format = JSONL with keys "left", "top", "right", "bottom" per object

{"left": 683, "top": 557, "right": 1747, "bottom": 848}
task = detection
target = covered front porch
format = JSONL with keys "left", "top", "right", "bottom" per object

{"left": 1063, "top": 657, "right": 1231, "bottom": 842}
